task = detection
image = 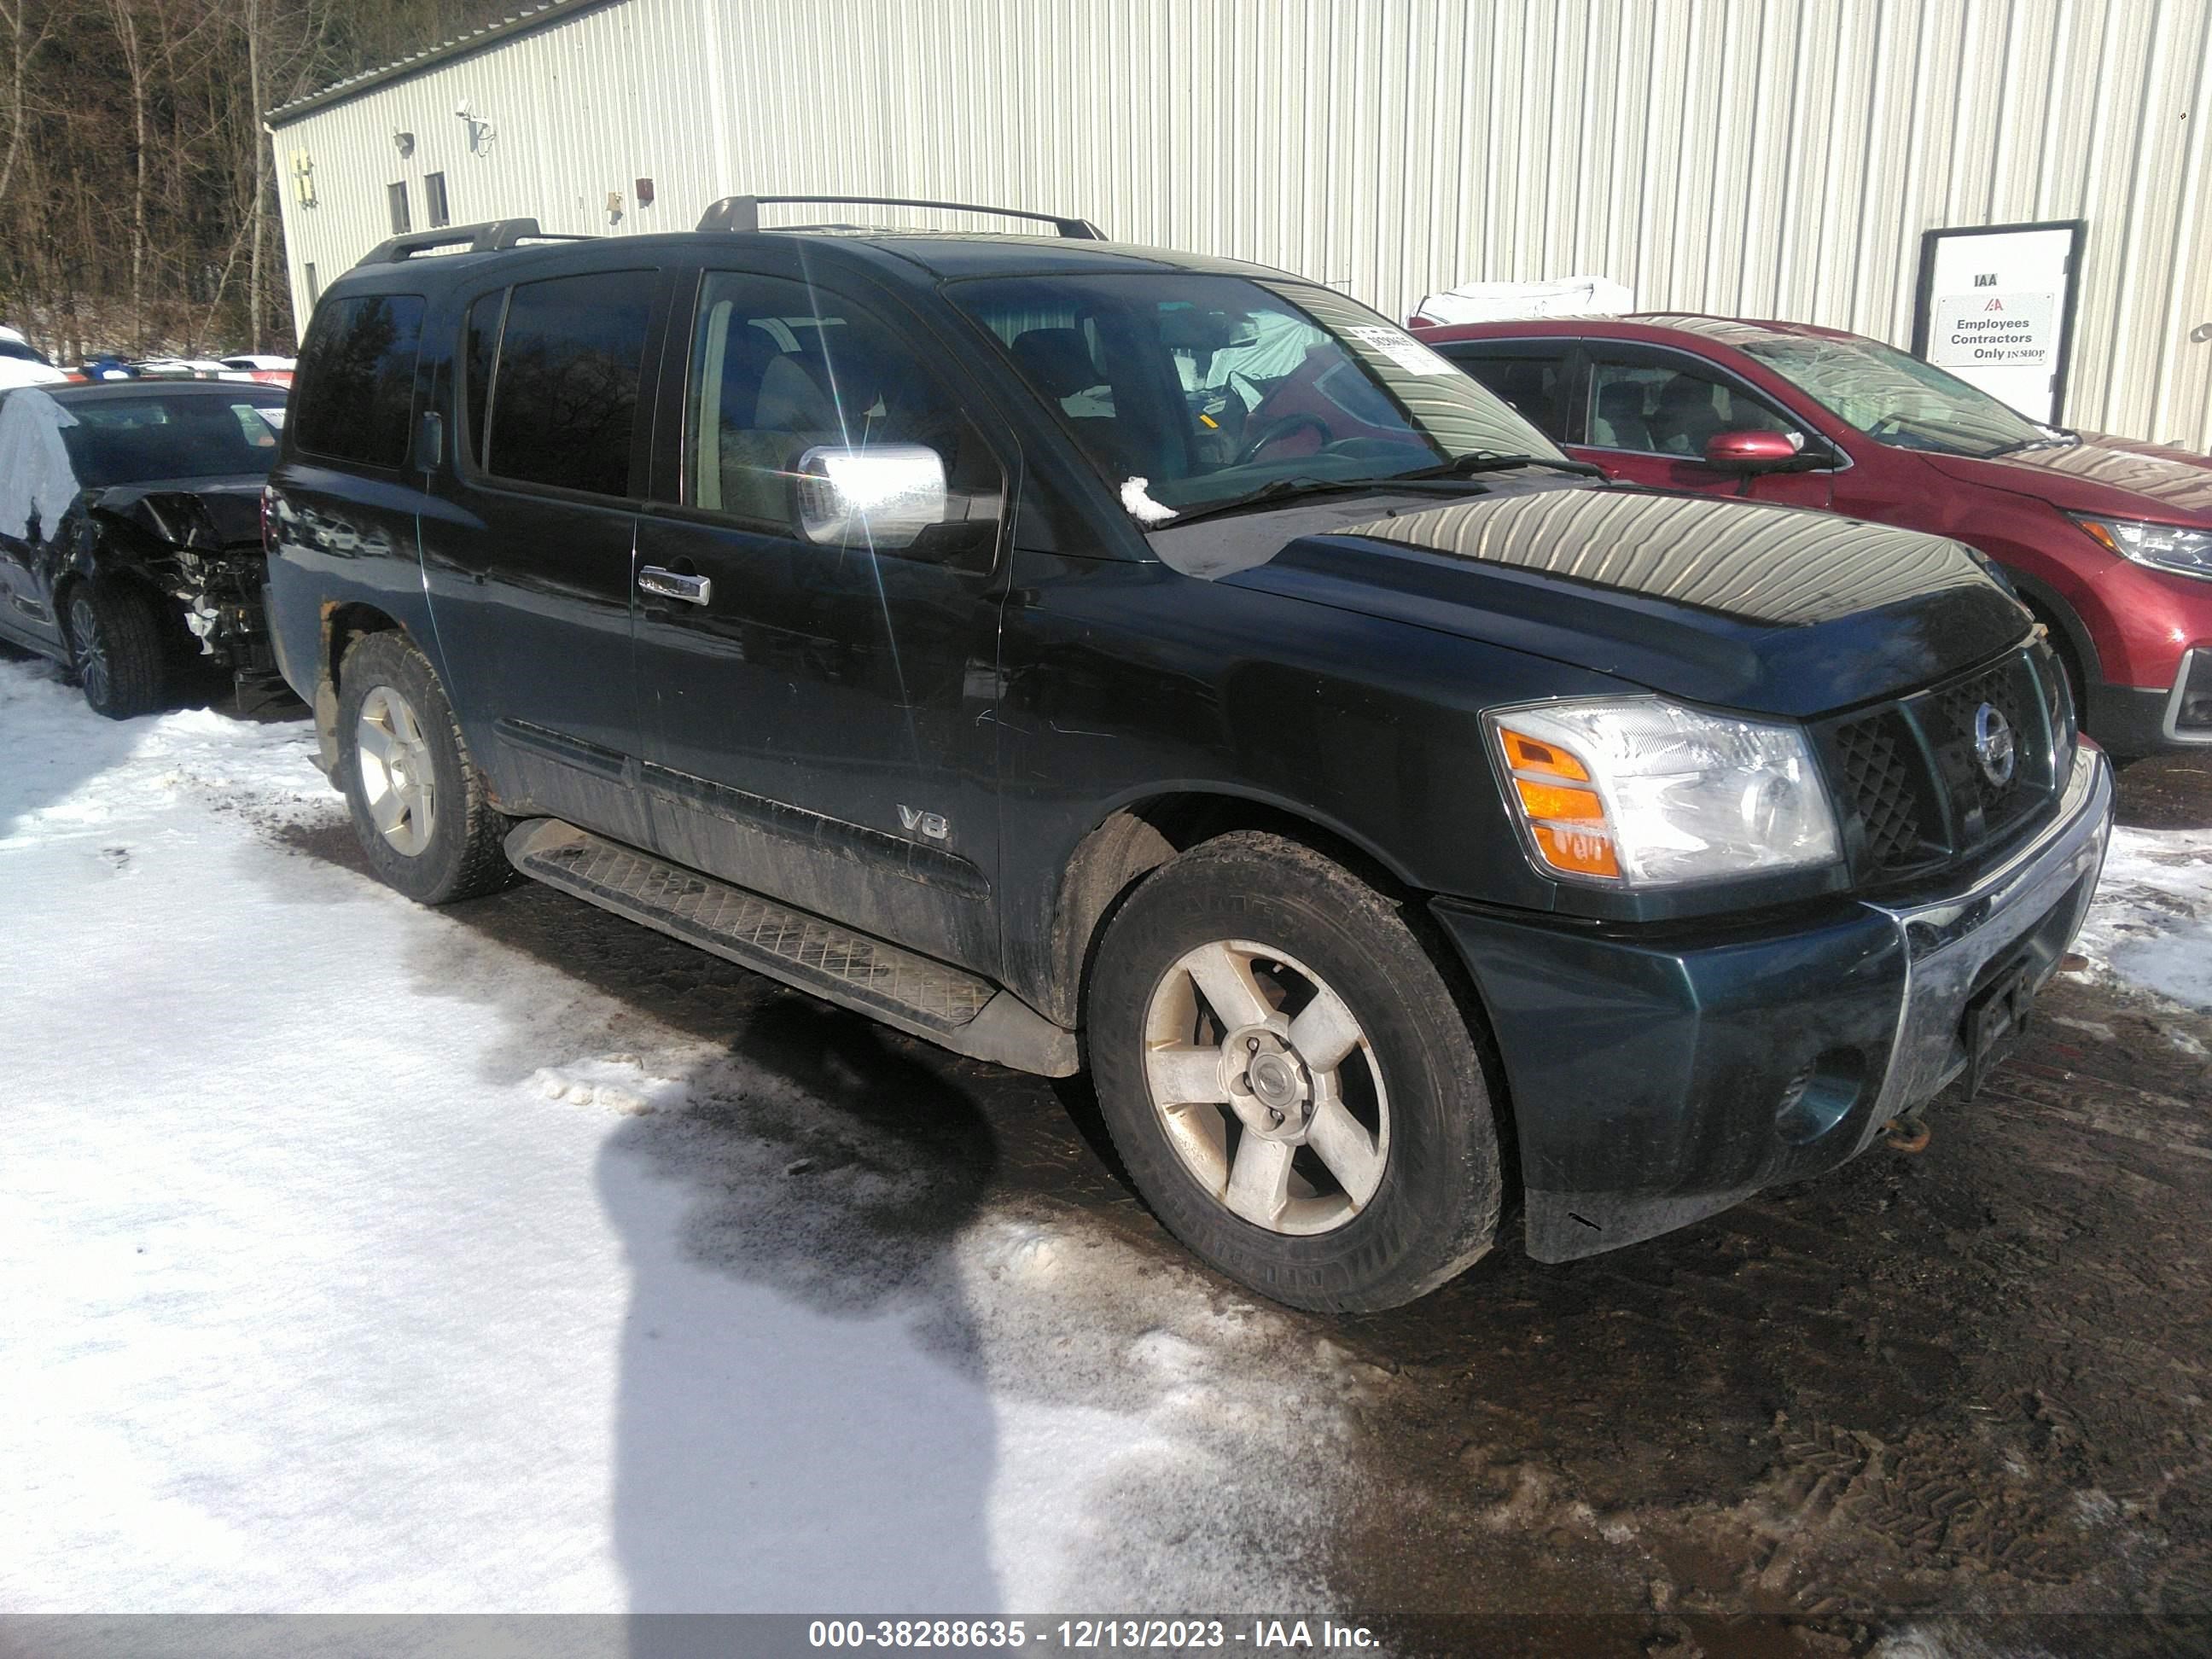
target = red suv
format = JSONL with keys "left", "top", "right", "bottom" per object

{"left": 1415, "top": 314, "right": 2212, "bottom": 755}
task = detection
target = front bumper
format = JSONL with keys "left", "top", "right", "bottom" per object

{"left": 2089, "top": 646, "right": 2212, "bottom": 754}
{"left": 1435, "top": 746, "right": 2114, "bottom": 1262}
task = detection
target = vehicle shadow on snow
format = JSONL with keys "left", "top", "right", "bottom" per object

{"left": 594, "top": 1001, "right": 1008, "bottom": 1628}
{"left": 275, "top": 819, "right": 1009, "bottom": 1620}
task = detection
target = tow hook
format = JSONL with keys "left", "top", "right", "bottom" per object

{"left": 1883, "top": 1113, "right": 1933, "bottom": 1154}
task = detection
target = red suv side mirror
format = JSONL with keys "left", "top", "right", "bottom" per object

{"left": 1705, "top": 429, "right": 1802, "bottom": 474}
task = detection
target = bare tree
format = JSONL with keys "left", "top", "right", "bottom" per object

{"left": 0, "top": 0, "right": 512, "bottom": 356}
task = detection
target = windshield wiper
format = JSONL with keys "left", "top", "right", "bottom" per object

{"left": 1142, "top": 475, "right": 1399, "bottom": 529}
{"left": 1989, "top": 426, "right": 2082, "bottom": 457}
{"left": 1401, "top": 451, "right": 1607, "bottom": 480}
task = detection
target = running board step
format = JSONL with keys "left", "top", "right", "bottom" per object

{"left": 504, "top": 818, "right": 1078, "bottom": 1077}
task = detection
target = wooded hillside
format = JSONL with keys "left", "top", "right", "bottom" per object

{"left": 0, "top": 0, "right": 510, "bottom": 361}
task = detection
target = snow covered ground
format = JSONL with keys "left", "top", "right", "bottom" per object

{"left": 3, "top": 651, "right": 2208, "bottom": 1627}
{"left": 2071, "top": 806, "right": 2212, "bottom": 1018}
{"left": 0, "top": 656, "right": 1378, "bottom": 1618}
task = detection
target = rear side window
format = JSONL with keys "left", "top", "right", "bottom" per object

{"left": 1446, "top": 350, "right": 1569, "bottom": 440}
{"left": 291, "top": 293, "right": 425, "bottom": 468}
{"left": 480, "top": 271, "right": 653, "bottom": 499}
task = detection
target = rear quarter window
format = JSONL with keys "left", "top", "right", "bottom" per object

{"left": 291, "top": 293, "right": 426, "bottom": 469}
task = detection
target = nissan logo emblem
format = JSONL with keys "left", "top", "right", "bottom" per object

{"left": 1973, "top": 702, "right": 2017, "bottom": 788}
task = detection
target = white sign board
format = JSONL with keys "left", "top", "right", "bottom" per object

{"left": 1914, "top": 223, "right": 2081, "bottom": 424}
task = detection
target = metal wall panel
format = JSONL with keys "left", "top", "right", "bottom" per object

{"left": 272, "top": 0, "right": 2212, "bottom": 448}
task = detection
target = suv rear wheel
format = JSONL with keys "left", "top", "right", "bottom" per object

{"left": 336, "top": 632, "right": 514, "bottom": 904}
{"left": 1087, "top": 832, "right": 1504, "bottom": 1312}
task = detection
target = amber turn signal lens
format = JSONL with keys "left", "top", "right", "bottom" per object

{"left": 1532, "top": 823, "right": 1621, "bottom": 878}
{"left": 1499, "top": 727, "right": 1592, "bottom": 782}
{"left": 1512, "top": 778, "right": 1605, "bottom": 824}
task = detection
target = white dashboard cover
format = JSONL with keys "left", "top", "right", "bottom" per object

{"left": 1412, "top": 276, "right": 1635, "bottom": 327}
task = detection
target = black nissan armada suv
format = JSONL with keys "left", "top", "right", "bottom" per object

{"left": 262, "top": 195, "right": 2114, "bottom": 1312}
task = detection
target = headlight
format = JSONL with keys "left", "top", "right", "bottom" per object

{"left": 1486, "top": 698, "right": 1841, "bottom": 888}
{"left": 2074, "top": 515, "right": 2212, "bottom": 580}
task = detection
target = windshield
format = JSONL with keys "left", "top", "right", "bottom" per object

{"left": 1739, "top": 335, "right": 2051, "bottom": 458}
{"left": 58, "top": 393, "right": 286, "bottom": 486}
{"left": 952, "top": 273, "right": 1567, "bottom": 519}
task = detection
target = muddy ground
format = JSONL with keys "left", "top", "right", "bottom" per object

{"left": 271, "top": 749, "right": 2212, "bottom": 1659}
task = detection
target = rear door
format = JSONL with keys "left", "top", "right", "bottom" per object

{"left": 1576, "top": 342, "right": 1835, "bottom": 509}
{"left": 629, "top": 256, "right": 1013, "bottom": 975}
{"left": 419, "top": 261, "right": 669, "bottom": 847}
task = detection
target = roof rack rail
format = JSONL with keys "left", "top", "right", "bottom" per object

{"left": 696, "top": 195, "right": 1103, "bottom": 239}
{"left": 354, "top": 218, "right": 592, "bottom": 267}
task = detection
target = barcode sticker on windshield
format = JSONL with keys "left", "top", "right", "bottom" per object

{"left": 1348, "top": 325, "right": 1458, "bottom": 377}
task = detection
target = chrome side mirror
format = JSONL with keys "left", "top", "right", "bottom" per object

{"left": 794, "top": 444, "right": 947, "bottom": 550}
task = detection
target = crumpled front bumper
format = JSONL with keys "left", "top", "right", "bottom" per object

{"left": 1435, "top": 747, "right": 2115, "bottom": 1263}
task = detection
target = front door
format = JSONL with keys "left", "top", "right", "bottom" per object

{"left": 631, "top": 261, "right": 1012, "bottom": 975}
{"left": 418, "top": 262, "right": 668, "bottom": 846}
{"left": 1577, "top": 345, "right": 1836, "bottom": 509}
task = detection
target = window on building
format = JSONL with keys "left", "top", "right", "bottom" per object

{"left": 1586, "top": 357, "right": 1797, "bottom": 457}
{"left": 682, "top": 269, "right": 1003, "bottom": 550}
{"left": 290, "top": 293, "right": 425, "bottom": 468}
{"left": 304, "top": 263, "right": 320, "bottom": 308}
{"left": 479, "top": 271, "right": 654, "bottom": 498}
{"left": 424, "top": 172, "right": 450, "bottom": 229}
{"left": 387, "top": 181, "right": 410, "bottom": 236}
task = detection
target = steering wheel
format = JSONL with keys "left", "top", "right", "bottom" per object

{"left": 1866, "top": 414, "right": 1913, "bottom": 442}
{"left": 1235, "top": 411, "right": 1331, "bottom": 466}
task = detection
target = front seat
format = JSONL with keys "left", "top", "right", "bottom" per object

{"left": 1591, "top": 381, "right": 1655, "bottom": 451}
{"left": 1010, "top": 327, "right": 1156, "bottom": 476}
{"left": 1650, "top": 375, "right": 1726, "bottom": 457}
{"left": 1009, "top": 328, "right": 1103, "bottom": 406}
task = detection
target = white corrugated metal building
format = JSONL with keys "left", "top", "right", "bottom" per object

{"left": 268, "top": 0, "right": 2212, "bottom": 450}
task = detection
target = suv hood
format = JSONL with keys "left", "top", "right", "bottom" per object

{"left": 1922, "top": 434, "right": 2212, "bottom": 523}
{"left": 1214, "top": 486, "right": 2032, "bottom": 718}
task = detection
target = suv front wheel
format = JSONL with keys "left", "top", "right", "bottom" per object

{"left": 1088, "top": 832, "right": 1505, "bottom": 1313}
{"left": 336, "top": 632, "right": 515, "bottom": 905}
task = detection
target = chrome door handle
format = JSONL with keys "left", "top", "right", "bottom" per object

{"left": 639, "top": 566, "right": 712, "bottom": 605}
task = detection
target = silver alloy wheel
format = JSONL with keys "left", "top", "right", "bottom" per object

{"left": 70, "top": 595, "right": 108, "bottom": 708}
{"left": 1141, "top": 938, "right": 1389, "bottom": 1236}
{"left": 354, "top": 684, "right": 438, "bottom": 857}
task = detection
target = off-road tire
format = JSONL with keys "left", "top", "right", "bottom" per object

{"left": 67, "top": 579, "right": 169, "bottom": 719}
{"left": 336, "top": 631, "right": 515, "bottom": 905}
{"left": 1087, "top": 831, "right": 1505, "bottom": 1313}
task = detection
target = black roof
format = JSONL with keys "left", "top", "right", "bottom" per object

{"left": 330, "top": 224, "right": 1302, "bottom": 303}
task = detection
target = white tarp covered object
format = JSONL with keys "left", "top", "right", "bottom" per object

{"left": 0, "top": 388, "right": 82, "bottom": 539}
{"left": 1410, "top": 276, "right": 1636, "bottom": 329}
